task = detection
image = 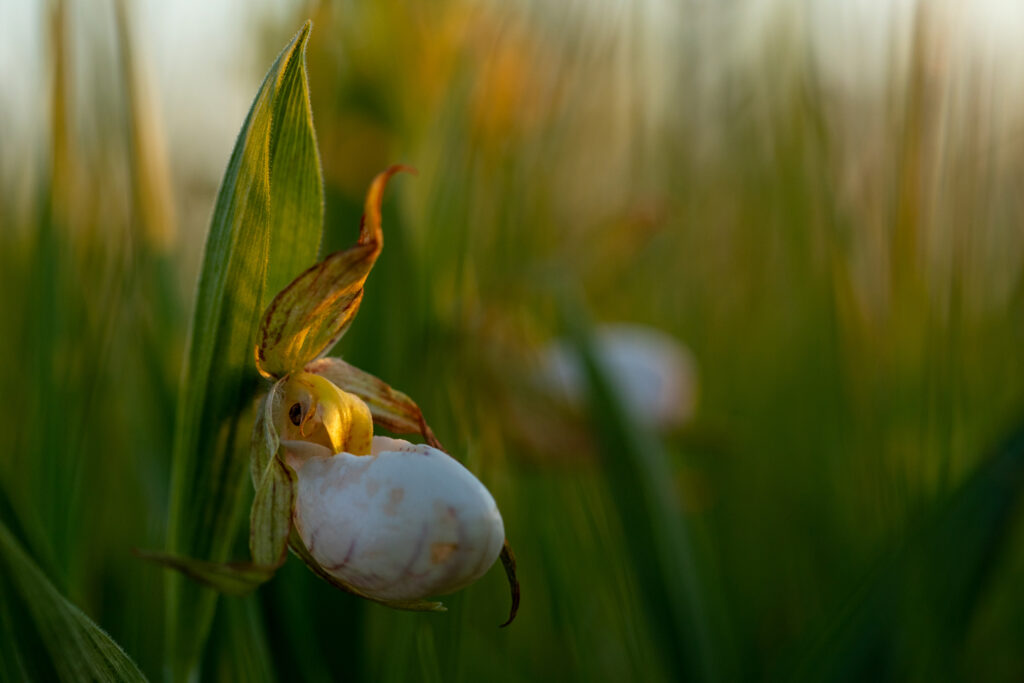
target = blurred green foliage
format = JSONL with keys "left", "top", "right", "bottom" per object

{"left": 3, "top": 1, "right": 1024, "bottom": 681}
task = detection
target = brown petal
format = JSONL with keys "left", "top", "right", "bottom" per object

{"left": 306, "top": 356, "right": 443, "bottom": 450}
{"left": 255, "top": 166, "right": 413, "bottom": 378}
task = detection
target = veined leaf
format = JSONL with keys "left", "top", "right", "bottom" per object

{"left": 0, "top": 519, "right": 147, "bottom": 682}
{"left": 163, "top": 21, "right": 323, "bottom": 681}
{"left": 256, "top": 166, "right": 411, "bottom": 378}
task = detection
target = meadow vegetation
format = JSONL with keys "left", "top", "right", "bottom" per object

{"left": 3, "top": 1, "right": 1024, "bottom": 681}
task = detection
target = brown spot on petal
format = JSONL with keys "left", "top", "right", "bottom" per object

{"left": 382, "top": 487, "right": 405, "bottom": 516}
{"left": 430, "top": 542, "right": 457, "bottom": 564}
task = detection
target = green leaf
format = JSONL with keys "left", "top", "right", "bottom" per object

{"left": 265, "top": 27, "right": 324, "bottom": 298}
{"left": 305, "top": 356, "right": 441, "bottom": 448}
{"left": 0, "top": 519, "right": 148, "bottom": 682}
{"left": 207, "top": 596, "right": 276, "bottom": 683}
{"left": 163, "top": 21, "right": 323, "bottom": 681}
{"left": 786, "top": 423, "right": 1024, "bottom": 682}
{"left": 567, "top": 306, "right": 720, "bottom": 682}
{"left": 137, "top": 550, "right": 277, "bottom": 596}
{"left": 256, "top": 166, "right": 411, "bottom": 378}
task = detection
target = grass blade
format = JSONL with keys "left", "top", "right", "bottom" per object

{"left": 0, "top": 519, "right": 148, "bottom": 682}
{"left": 567, "top": 306, "right": 719, "bottom": 682}
{"left": 205, "top": 597, "right": 275, "bottom": 682}
{"left": 163, "top": 21, "right": 323, "bottom": 680}
{"left": 788, "top": 423, "right": 1024, "bottom": 681}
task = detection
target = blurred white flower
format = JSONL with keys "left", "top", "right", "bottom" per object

{"left": 540, "top": 323, "right": 697, "bottom": 431}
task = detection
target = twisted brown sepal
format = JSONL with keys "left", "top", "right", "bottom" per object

{"left": 499, "top": 539, "right": 520, "bottom": 627}
{"left": 255, "top": 165, "right": 415, "bottom": 379}
{"left": 306, "top": 357, "right": 442, "bottom": 449}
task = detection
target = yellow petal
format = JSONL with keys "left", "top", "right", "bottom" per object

{"left": 278, "top": 372, "right": 373, "bottom": 456}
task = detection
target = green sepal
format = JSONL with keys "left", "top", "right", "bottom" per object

{"left": 250, "top": 379, "right": 284, "bottom": 486}
{"left": 248, "top": 379, "right": 298, "bottom": 568}
{"left": 136, "top": 550, "right": 277, "bottom": 596}
{"left": 250, "top": 457, "right": 295, "bottom": 569}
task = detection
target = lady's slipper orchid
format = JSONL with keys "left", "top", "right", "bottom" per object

{"left": 290, "top": 435, "right": 505, "bottom": 602}
{"left": 248, "top": 166, "right": 518, "bottom": 621}
{"left": 146, "top": 166, "right": 518, "bottom": 625}
{"left": 265, "top": 370, "right": 505, "bottom": 604}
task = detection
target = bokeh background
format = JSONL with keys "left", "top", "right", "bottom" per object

{"left": 4, "top": 0, "right": 1024, "bottom": 681}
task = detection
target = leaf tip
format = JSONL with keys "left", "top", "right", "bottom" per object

{"left": 296, "top": 19, "right": 313, "bottom": 45}
{"left": 359, "top": 165, "right": 416, "bottom": 247}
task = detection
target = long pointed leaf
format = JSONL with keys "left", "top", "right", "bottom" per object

{"left": 567, "top": 307, "right": 720, "bottom": 682}
{"left": 0, "top": 519, "right": 147, "bottom": 682}
{"left": 163, "top": 22, "right": 323, "bottom": 680}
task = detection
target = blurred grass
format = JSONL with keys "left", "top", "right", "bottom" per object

{"left": 4, "top": 0, "right": 1024, "bottom": 681}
